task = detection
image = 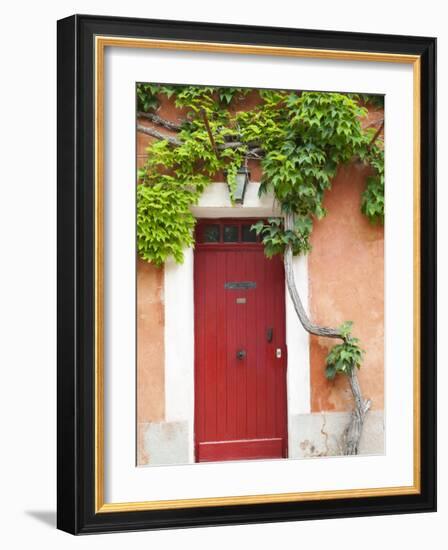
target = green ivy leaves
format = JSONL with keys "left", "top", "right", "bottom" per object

{"left": 361, "top": 146, "right": 385, "bottom": 224}
{"left": 137, "top": 83, "right": 250, "bottom": 113}
{"left": 137, "top": 177, "right": 198, "bottom": 266}
{"left": 252, "top": 216, "right": 312, "bottom": 258}
{"left": 325, "top": 322, "right": 365, "bottom": 380}
{"left": 136, "top": 85, "right": 384, "bottom": 266}
{"left": 137, "top": 84, "right": 160, "bottom": 112}
{"left": 137, "top": 85, "right": 250, "bottom": 264}
{"left": 256, "top": 91, "right": 379, "bottom": 244}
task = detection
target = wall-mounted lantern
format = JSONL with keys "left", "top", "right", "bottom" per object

{"left": 227, "top": 165, "right": 250, "bottom": 204}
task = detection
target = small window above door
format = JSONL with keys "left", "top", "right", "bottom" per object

{"left": 223, "top": 225, "right": 239, "bottom": 242}
{"left": 241, "top": 224, "right": 257, "bottom": 242}
{"left": 196, "top": 219, "right": 262, "bottom": 245}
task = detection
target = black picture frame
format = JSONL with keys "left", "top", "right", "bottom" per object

{"left": 57, "top": 14, "right": 436, "bottom": 534}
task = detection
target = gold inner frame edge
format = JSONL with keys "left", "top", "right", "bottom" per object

{"left": 94, "top": 35, "right": 421, "bottom": 513}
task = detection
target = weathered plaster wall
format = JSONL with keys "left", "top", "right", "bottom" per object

{"left": 308, "top": 164, "right": 384, "bottom": 413}
{"left": 289, "top": 411, "right": 384, "bottom": 458}
{"left": 137, "top": 99, "right": 176, "bottom": 465}
{"left": 137, "top": 259, "right": 165, "bottom": 422}
{"left": 136, "top": 259, "right": 165, "bottom": 465}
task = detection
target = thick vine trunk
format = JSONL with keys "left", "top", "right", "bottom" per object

{"left": 283, "top": 213, "right": 371, "bottom": 455}
{"left": 137, "top": 124, "right": 263, "bottom": 157}
{"left": 344, "top": 369, "right": 372, "bottom": 455}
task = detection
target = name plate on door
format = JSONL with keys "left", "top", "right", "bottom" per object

{"left": 224, "top": 281, "right": 257, "bottom": 290}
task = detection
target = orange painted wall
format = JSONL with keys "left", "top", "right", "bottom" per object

{"left": 136, "top": 245, "right": 165, "bottom": 424}
{"left": 309, "top": 163, "right": 384, "bottom": 412}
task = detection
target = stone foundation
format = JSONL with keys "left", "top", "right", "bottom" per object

{"left": 138, "top": 421, "right": 190, "bottom": 465}
{"left": 138, "top": 411, "right": 384, "bottom": 465}
{"left": 288, "top": 410, "right": 384, "bottom": 458}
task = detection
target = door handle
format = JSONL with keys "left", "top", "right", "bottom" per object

{"left": 266, "top": 327, "right": 273, "bottom": 343}
{"left": 236, "top": 349, "right": 246, "bottom": 360}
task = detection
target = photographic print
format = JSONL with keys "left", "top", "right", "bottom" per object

{"left": 136, "top": 85, "right": 385, "bottom": 466}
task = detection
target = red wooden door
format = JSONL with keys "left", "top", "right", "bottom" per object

{"left": 194, "top": 219, "right": 287, "bottom": 462}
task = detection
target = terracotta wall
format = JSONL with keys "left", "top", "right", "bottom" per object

{"left": 137, "top": 258, "right": 165, "bottom": 423}
{"left": 136, "top": 102, "right": 170, "bottom": 455}
{"left": 309, "top": 163, "right": 384, "bottom": 412}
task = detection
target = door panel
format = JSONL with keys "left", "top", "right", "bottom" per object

{"left": 194, "top": 230, "right": 287, "bottom": 462}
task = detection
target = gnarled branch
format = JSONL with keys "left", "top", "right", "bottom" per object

{"left": 344, "top": 369, "right": 372, "bottom": 455}
{"left": 137, "top": 124, "right": 263, "bottom": 158}
{"left": 283, "top": 212, "right": 371, "bottom": 455}
{"left": 368, "top": 120, "right": 384, "bottom": 149}
{"left": 364, "top": 117, "right": 384, "bottom": 129}
{"left": 137, "top": 111, "right": 183, "bottom": 131}
{"left": 137, "top": 124, "right": 183, "bottom": 146}
{"left": 284, "top": 244, "right": 343, "bottom": 339}
{"left": 283, "top": 213, "right": 342, "bottom": 339}
{"left": 200, "top": 109, "right": 219, "bottom": 158}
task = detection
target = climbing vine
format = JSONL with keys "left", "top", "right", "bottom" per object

{"left": 137, "top": 85, "right": 251, "bottom": 264}
{"left": 137, "top": 84, "right": 384, "bottom": 454}
{"left": 137, "top": 85, "right": 383, "bottom": 264}
{"left": 325, "top": 321, "right": 364, "bottom": 380}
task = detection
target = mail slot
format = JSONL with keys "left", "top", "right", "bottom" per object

{"left": 224, "top": 281, "right": 256, "bottom": 290}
